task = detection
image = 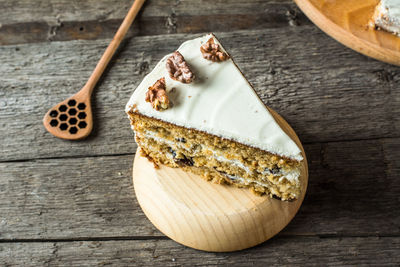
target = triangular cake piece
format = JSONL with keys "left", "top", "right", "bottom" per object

{"left": 126, "top": 34, "right": 304, "bottom": 200}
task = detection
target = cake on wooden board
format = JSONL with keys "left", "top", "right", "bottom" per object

{"left": 371, "top": 0, "right": 400, "bottom": 36}
{"left": 126, "top": 34, "right": 305, "bottom": 201}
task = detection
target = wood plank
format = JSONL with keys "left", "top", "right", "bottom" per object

{"left": 0, "top": 0, "right": 298, "bottom": 23}
{"left": 0, "top": 138, "right": 398, "bottom": 240}
{"left": 0, "top": 154, "right": 157, "bottom": 239}
{"left": 0, "top": 0, "right": 309, "bottom": 45}
{"left": 1, "top": 237, "right": 399, "bottom": 266}
{"left": 1, "top": 29, "right": 399, "bottom": 161}
{"left": 289, "top": 138, "right": 400, "bottom": 236}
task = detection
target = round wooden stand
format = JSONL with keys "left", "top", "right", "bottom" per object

{"left": 132, "top": 109, "right": 308, "bottom": 252}
{"left": 294, "top": 0, "right": 400, "bottom": 66}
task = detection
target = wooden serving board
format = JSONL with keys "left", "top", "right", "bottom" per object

{"left": 294, "top": 0, "right": 400, "bottom": 65}
{"left": 132, "top": 109, "right": 308, "bottom": 252}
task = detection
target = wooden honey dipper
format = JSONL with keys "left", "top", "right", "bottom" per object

{"left": 43, "top": 0, "right": 146, "bottom": 140}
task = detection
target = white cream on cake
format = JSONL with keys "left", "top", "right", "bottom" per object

{"left": 126, "top": 34, "right": 303, "bottom": 161}
{"left": 372, "top": 0, "right": 400, "bottom": 36}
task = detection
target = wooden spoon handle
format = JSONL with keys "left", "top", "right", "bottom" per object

{"left": 82, "top": 0, "right": 146, "bottom": 95}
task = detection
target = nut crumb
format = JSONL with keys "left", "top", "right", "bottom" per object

{"left": 145, "top": 77, "right": 169, "bottom": 111}
{"left": 166, "top": 51, "right": 194, "bottom": 83}
{"left": 200, "top": 37, "right": 229, "bottom": 62}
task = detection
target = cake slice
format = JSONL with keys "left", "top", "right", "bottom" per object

{"left": 371, "top": 0, "right": 400, "bottom": 36}
{"left": 126, "top": 34, "right": 304, "bottom": 201}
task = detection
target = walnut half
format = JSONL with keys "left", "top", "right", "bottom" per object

{"left": 145, "top": 77, "right": 169, "bottom": 111}
{"left": 200, "top": 38, "right": 229, "bottom": 62}
{"left": 166, "top": 51, "right": 194, "bottom": 83}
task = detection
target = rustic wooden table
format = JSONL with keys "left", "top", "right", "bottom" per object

{"left": 1, "top": 0, "right": 399, "bottom": 266}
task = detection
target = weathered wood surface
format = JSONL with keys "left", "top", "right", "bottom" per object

{"left": 1, "top": 0, "right": 400, "bottom": 265}
{"left": 1, "top": 28, "right": 400, "bottom": 162}
{"left": 1, "top": 139, "right": 399, "bottom": 240}
{"left": 0, "top": 0, "right": 309, "bottom": 45}
{"left": 1, "top": 237, "right": 399, "bottom": 266}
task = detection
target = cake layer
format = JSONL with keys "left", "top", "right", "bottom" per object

{"left": 126, "top": 34, "right": 303, "bottom": 161}
{"left": 129, "top": 112, "right": 301, "bottom": 200}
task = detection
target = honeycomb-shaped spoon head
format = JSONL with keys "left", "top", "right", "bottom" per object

{"left": 43, "top": 96, "right": 92, "bottom": 140}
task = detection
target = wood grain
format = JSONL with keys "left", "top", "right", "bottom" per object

{"left": 1, "top": 237, "right": 399, "bottom": 266}
{"left": 0, "top": 0, "right": 299, "bottom": 23}
{"left": 0, "top": 0, "right": 309, "bottom": 45}
{"left": 1, "top": 29, "right": 400, "bottom": 162}
{"left": 0, "top": 138, "right": 398, "bottom": 240}
{"left": 295, "top": 0, "right": 400, "bottom": 65}
{"left": 0, "top": 154, "right": 158, "bottom": 240}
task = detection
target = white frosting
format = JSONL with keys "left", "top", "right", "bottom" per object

{"left": 375, "top": 0, "right": 400, "bottom": 36}
{"left": 126, "top": 34, "right": 303, "bottom": 161}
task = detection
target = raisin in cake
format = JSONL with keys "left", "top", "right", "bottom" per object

{"left": 126, "top": 34, "right": 304, "bottom": 201}
{"left": 371, "top": 0, "right": 400, "bottom": 36}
